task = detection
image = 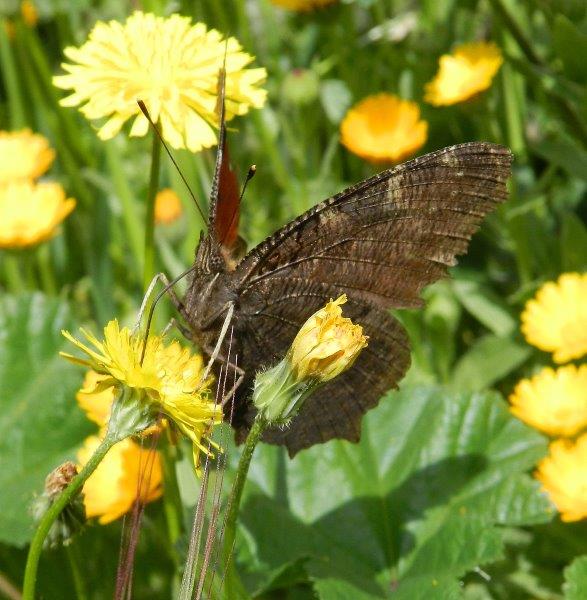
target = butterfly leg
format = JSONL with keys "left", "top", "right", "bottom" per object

{"left": 134, "top": 272, "right": 187, "bottom": 334}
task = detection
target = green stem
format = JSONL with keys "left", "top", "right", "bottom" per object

{"left": 22, "top": 435, "right": 117, "bottom": 600}
{"left": 222, "top": 417, "right": 267, "bottom": 597}
{"left": 65, "top": 544, "right": 88, "bottom": 600}
{"left": 143, "top": 130, "right": 162, "bottom": 292}
{"left": 0, "top": 19, "right": 26, "bottom": 128}
{"left": 36, "top": 245, "right": 57, "bottom": 295}
{"left": 2, "top": 254, "right": 25, "bottom": 292}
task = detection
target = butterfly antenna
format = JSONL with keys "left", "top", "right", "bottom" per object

{"left": 139, "top": 265, "right": 197, "bottom": 364}
{"left": 137, "top": 100, "right": 206, "bottom": 224}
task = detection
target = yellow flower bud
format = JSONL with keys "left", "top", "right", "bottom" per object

{"left": 289, "top": 295, "right": 368, "bottom": 383}
{"left": 252, "top": 295, "right": 367, "bottom": 425}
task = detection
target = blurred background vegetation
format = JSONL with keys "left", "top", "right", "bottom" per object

{"left": 1, "top": 0, "right": 586, "bottom": 598}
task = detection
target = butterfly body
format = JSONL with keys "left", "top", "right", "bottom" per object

{"left": 178, "top": 136, "right": 513, "bottom": 457}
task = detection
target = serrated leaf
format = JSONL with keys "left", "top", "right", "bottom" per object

{"left": 450, "top": 335, "right": 531, "bottom": 392}
{"left": 564, "top": 555, "right": 587, "bottom": 600}
{"left": 0, "top": 293, "right": 91, "bottom": 546}
{"left": 241, "top": 387, "right": 551, "bottom": 596}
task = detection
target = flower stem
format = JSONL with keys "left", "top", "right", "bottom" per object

{"left": 22, "top": 435, "right": 117, "bottom": 600}
{"left": 222, "top": 416, "right": 267, "bottom": 595}
{"left": 143, "top": 129, "right": 162, "bottom": 292}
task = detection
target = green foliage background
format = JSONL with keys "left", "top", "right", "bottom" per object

{"left": 1, "top": 0, "right": 586, "bottom": 598}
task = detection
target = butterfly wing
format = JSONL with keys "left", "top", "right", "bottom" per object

{"left": 231, "top": 142, "right": 512, "bottom": 454}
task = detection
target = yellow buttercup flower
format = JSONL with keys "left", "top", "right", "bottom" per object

{"left": 521, "top": 273, "right": 587, "bottom": 363}
{"left": 271, "top": 0, "right": 337, "bottom": 10}
{"left": 509, "top": 365, "right": 587, "bottom": 437}
{"left": 424, "top": 41, "right": 503, "bottom": 106}
{"left": 53, "top": 11, "right": 267, "bottom": 152}
{"left": 289, "top": 295, "right": 368, "bottom": 383}
{"left": 0, "top": 129, "right": 55, "bottom": 184}
{"left": 78, "top": 434, "right": 162, "bottom": 524}
{"left": 155, "top": 188, "right": 183, "bottom": 225}
{"left": 340, "top": 94, "right": 428, "bottom": 164}
{"left": 535, "top": 435, "right": 587, "bottom": 522}
{"left": 62, "top": 320, "right": 221, "bottom": 472}
{"left": 0, "top": 181, "right": 76, "bottom": 249}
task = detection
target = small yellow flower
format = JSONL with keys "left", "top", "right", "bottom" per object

{"left": 509, "top": 365, "right": 587, "bottom": 437}
{"left": 0, "top": 181, "right": 75, "bottom": 249}
{"left": 21, "top": 0, "right": 38, "bottom": 27}
{"left": 340, "top": 94, "right": 428, "bottom": 164}
{"left": 424, "top": 41, "right": 503, "bottom": 106}
{"left": 78, "top": 434, "right": 162, "bottom": 524}
{"left": 536, "top": 434, "right": 587, "bottom": 522}
{"left": 155, "top": 188, "right": 183, "bottom": 225}
{"left": 62, "top": 320, "right": 221, "bottom": 472}
{"left": 521, "top": 273, "right": 587, "bottom": 363}
{"left": 271, "top": 0, "right": 337, "bottom": 10}
{"left": 53, "top": 11, "right": 267, "bottom": 152}
{"left": 0, "top": 129, "right": 55, "bottom": 184}
{"left": 290, "top": 295, "right": 368, "bottom": 383}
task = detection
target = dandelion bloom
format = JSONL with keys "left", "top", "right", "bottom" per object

{"left": 289, "top": 295, "right": 368, "bottom": 383}
{"left": 0, "top": 129, "right": 55, "bottom": 184}
{"left": 53, "top": 11, "right": 267, "bottom": 152}
{"left": 62, "top": 320, "right": 221, "bottom": 472}
{"left": 154, "top": 188, "right": 183, "bottom": 224}
{"left": 340, "top": 94, "right": 428, "bottom": 164}
{"left": 424, "top": 41, "right": 503, "bottom": 106}
{"left": 0, "top": 181, "right": 75, "bottom": 249}
{"left": 521, "top": 273, "right": 587, "bottom": 363}
{"left": 78, "top": 435, "right": 162, "bottom": 524}
{"left": 536, "top": 435, "right": 587, "bottom": 522}
{"left": 271, "top": 0, "right": 337, "bottom": 11}
{"left": 509, "top": 365, "right": 587, "bottom": 437}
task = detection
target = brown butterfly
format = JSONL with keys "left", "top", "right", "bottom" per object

{"left": 148, "top": 89, "right": 513, "bottom": 457}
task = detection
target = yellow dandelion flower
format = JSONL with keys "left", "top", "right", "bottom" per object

{"left": 340, "top": 94, "right": 428, "bottom": 164}
{"left": 0, "top": 181, "right": 75, "bottom": 249}
{"left": 77, "top": 370, "right": 115, "bottom": 427}
{"left": 62, "top": 320, "right": 222, "bottom": 472}
{"left": 21, "top": 0, "right": 38, "bottom": 27}
{"left": 271, "top": 0, "right": 337, "bottom": 11}
{"left": 78, "top": 434, "right": 162, "bottom": 524}
{"left": 509, "top": 365, "right": 587, "bottom": 437}
{"left": 289, "top": 294, "right": 368, "bottom": 382}
{"left": 424, "top": 41, "right": 503, "bottom": 106}
{"left": 536, "top": 434, "right": 587, "bottom": 522}
{"left": 0, "top": 129, "right": 55, "bottom": 184}
{"left": 53, "top": 11, "right": 267, "bottom": 152}
{"left": 154, "top": 188, "right": 183, "bottom": 225}
{"left": 521, "top": 273, "right": 587, "bottom": 363}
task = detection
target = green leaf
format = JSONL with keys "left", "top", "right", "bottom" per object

{"left": 241, "top": 387, "right": 551, "bottom": 596}
{"left": 553, "top": 15, "right": 587, "bottom": 83}
{"left": 452, "top": 279, "right": 517, "bottom": 337}
{"left": 0, "top": 293, "right": 91, "bottom": 546}
{"left": 532, "top": 133, "right": 587, "bottom": 182}
{"left": 450, "top": 335, "right": 531, "bottom": 392}
{"left": 564, "top": 555, "right": 587, "bottom": 600}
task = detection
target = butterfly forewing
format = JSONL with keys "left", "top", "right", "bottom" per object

{"left": 227, "top": 142, "right": 512, "bottom": 454}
